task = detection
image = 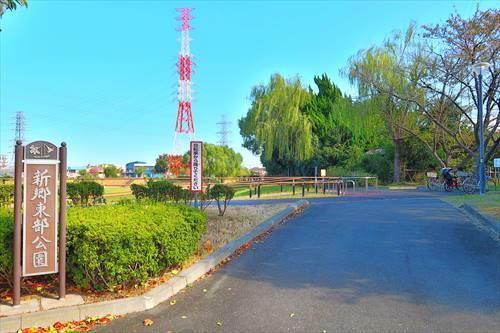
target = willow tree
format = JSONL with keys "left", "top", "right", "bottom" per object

{"left": 346, "top": 24, "right": 425, "bottom": 182}
{"left": 0, "top": 0, "right": 27, "bottom": 17}
{"left": 239, "top": 74, "right": 313, "bottom": 175}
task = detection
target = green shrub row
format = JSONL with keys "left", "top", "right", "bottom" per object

{"left": 131, "top": 180, "right": 193, "bottom": 204}
{"left": 67, "top": 181, "right": 105, "bottom": 206}
{"left": 0, "top": 181, "right": 104, "bottom": 207}
{"left": 0, "top": 209, "right": 13, "bottom": 285}
{"left": 0, "top": 202, "right": 207, "bottom": 290}
{"left": 0, "top": 185, "right": 14, "bottom": 207}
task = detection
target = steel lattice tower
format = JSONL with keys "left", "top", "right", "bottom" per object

{"left": 216, "top": 114, "right": 232, "bottom": 147}
{"left": 169, "top": 8, "right": 195, "bottom": 176}
{"left": 10, "top": 111, "right": 25, "bottom": 165}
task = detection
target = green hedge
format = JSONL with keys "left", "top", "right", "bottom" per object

{"left": 0, "top": 184, "right": 14, "bottom": 207}
{"left": 67, "top": 181, "right": 105, "bottom": 206}
{"left": 0, "top": 202, "right": 207, "bottom": 290}
{"left": 0, "top": 209, "right": 13, "bottom": 285}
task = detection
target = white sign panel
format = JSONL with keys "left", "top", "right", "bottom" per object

{"left": 190, "top": 141, "right": 203, "bottom": 192}
{"left": 494, "top": 158, "right": 500, "bottom": 168}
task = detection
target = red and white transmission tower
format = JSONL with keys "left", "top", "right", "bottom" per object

{"left": 169, "top": 8, "right": 195, "bottom": 176}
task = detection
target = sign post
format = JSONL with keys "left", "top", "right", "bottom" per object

{"left": 12, "top": 140, "right": 67, "bottom": 306}
{"left": 190, "top": 141, "right": 203, "bottom": 208}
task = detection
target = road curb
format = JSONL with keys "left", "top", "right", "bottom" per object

{"left": 0, "top": 200, "right": 309, "bottom": 333}
{"left": 462, "top": 204, "right": 500, "bottom": 235}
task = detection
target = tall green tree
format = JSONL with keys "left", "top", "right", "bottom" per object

{"left": 239, "top": 74, "right": 313, "bottom": 175}
{"left": 347, "top": 24, "right": 425, "bottom": 182}
{"left": 183, "top": 143, "right": 243, "bottom": 178}
{"left": 303, "top": 74, "right": 387, "bottom": 170}
{"left": 103, "top": 165, "right": 121, "bottom": 178}
{"left": 154, "top": 154, "right": 169, "bottom": 174}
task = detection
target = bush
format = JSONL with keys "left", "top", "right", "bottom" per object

{"left": 198, "top": 187, "right": 212, "bottom": 211}
{"left": 0, "top": 184, "right": 14, "bottom": 207}
{"left": 180, "top": 189, "right": 193, "bottom": 205}
{"left": 0, "top": 209, "right": 13, "bottom": 285}
{"left": 209, "top": 184, "right": 235, "bottom": 216}
{"left": 359, "top": 153, "right": 392, "bottom": 184}
{"left": 67, "top": 203, "right": 206, "bottom": 290}
{"left": 0, "top": 203, "right": 207, "bottom": 291}
{"left": 130, "top": 184, "right": 148, "bottom": 199}
{"left": 67, "top": 181, "right": 105, "bottom": 206}
{"left": 131, "top": 180, "right": 185, "bottom": 203}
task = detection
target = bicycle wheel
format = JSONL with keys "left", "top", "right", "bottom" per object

{"left": 463, "top": 183, "right": 475, "bottom": 194}
{"left": 444, "top": 182, "right": 453, "bottom": 192}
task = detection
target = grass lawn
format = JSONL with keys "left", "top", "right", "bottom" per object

{"left": 234, "top": 183, "right": 342, "bottom": 199}
{"left": 442, "top": 191, "right": 500, "bottom": 221}
{"left": 104, "top": 186, "right": 131, "bottom": 195}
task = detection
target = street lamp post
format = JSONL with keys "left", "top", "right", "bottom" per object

{"left": 472, "top": 61, "right": 490, "bottom": 195}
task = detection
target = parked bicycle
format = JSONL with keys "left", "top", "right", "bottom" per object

{"left": 427, "top": 168, "right": 482, "bottom": 194}
{"left": 426, "top": 171, "right": 443, "bottom": 191}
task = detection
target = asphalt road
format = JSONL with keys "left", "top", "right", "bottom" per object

{"left": 96, "top": 192, "right": 500, "bottom": 333}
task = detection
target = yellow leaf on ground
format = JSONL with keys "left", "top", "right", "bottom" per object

{"left": 290, "top": 313, "right": 295, "bottom": 318}
{"left": 216, "top": 321, "right": 223, "bottom": 326}
{"left": 203, "top": 289, "right": 208, "bottom": 293}
{"left": 170, "top": 299, "right": 177, "bottom": 305}
{"left": 171, "top": 269, "right": 179, "bottom": 275}
{"left": 143, "top": 319, "right": 154, "bottom": 326}
{"left": 181, "top": 315, "right": 187, "bottom": 319}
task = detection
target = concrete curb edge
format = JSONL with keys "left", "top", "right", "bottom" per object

{"left": 0, "top": 200, "right": 309, "bottom": 333}
{"left": 462, "top": 204, "right": 500, "bottom": 235}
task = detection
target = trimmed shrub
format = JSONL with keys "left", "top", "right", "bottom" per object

{"left": 150, "top": 204, "right": 206, "bottom": 268}
{"left": 132, "top": 180, "right": 185, "bottom": 203}
{"left": 0, "top": 184, "right": 14, "bottom": 207}
{"left": 0, "top": 203, "right": 207, "bottom": 291}
{"left": 67, "top": 181, "right": 105, "bottom": 206}
{"left": 130, "top": 184, "right": 148, "bottom": 200}
{"left": 145, "top": 180, "right": 176, "bottom": 202}
{"left": 210, "top": 184, "right": 235, "bottom": 216}
{"left": 66, "top": 203, "right": 206, "bottom": 290}
{"left": 0, "top": 209, "right": 13, "bottom": 285}
{"left": 180, "top": 189, "right": 193, "bottom": 205}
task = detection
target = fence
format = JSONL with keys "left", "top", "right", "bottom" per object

{"left": 157, "top": 176, "right": 379, "bottom": 199}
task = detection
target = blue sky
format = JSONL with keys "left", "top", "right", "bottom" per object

{"left": 0, "top": 0, "right": 494, "bottom": 168}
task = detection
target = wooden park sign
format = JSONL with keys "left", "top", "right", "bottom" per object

{"left": 12, "top": 140, "right": 67, "bottom": 306}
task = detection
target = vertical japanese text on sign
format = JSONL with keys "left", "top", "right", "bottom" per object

{"left": 22, "top": 141, "right": 59, "bottom": 276}
{"left": 190, "top": 141, "right": 203, "bottom": 192}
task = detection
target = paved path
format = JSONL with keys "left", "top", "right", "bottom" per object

{"left": 97, "top": 192, "right": 500, "bottom": 332}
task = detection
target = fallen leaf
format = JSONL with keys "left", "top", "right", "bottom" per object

{"left": 143, "top": 319, "right": 154, "bottom": 326}
{"left": 290, "top": 313, "right": 295, "bottom": 318}
{"left": 203, "top": 289, "right": 208, "bottom": 293}
{"left": 171, "top": 269, "right": 179, "bottom": 275}
{"left": 216, "top": 321, "right": 223, "bottom": 326}
{"left": 170, "top": 299, "right": 177, "bottom": 305}
{"left": 181, "top": 315, "right": 187, "bottom": 319}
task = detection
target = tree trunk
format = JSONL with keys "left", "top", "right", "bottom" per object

{"left": 393, "top": 139, "right": 402, "bottom": 183}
